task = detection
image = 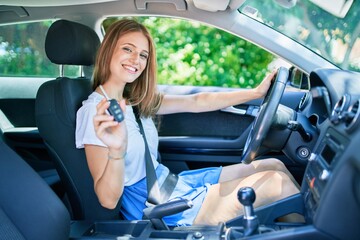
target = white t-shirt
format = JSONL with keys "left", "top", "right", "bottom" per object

{"left": 75, "top": 92, "right": 159, "bottom": 186}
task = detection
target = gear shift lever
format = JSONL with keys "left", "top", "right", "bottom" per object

{"left": 238, "top": 187, "right": 259, "bottom": 236}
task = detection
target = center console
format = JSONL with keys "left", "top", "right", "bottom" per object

{"left": 69, "top": 220, "right": 224, "bottom": 239}
{"left": 302, "top": 127, "right": 349, "bottom": 221}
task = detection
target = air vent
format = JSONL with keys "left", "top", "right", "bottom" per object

{"left": 345, "top": 99, "right": 360, "bottom": 133}
{"left": 330, "top": 94, "right": 351, "bottom": 124}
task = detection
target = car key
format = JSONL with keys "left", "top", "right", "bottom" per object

{"left": 99, "top": 85, "right": 124, "bottom": 122}
{"left": 107, "top": 99, "right": 124, "bottom": 122}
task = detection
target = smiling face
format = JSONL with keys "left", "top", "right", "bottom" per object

{"left": 92, "top": 19, "right": 159, "bottom": 115}
{"left": 109, "top": 31, "right": 149, "bottom": 85}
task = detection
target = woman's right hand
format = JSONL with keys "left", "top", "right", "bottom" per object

{"left": 93, "top": 98, "right": 128, "bottom": 156}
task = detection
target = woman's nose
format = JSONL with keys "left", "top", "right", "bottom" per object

{"left": 129, "top": 52, "right": 140, "bottom": 64}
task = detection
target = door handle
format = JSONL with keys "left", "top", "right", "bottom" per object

{"left": 221, "top": 106, "right": 259, "bottom": 117}
{"left": 221, "top": 106, "right": 246, "bottom": 115}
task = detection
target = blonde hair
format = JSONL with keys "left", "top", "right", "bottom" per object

{"left": 93, "top": 19, "right": 162, "bottom": 117}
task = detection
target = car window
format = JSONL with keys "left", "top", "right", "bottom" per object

{"left": 0, "top": 20, "right": 78, "bottom": 78}
{"left": 103, "top": 17, "right": 284, "bottom": 89}
{"left": 239, "top": 0, "right": 360, "bottom": 72}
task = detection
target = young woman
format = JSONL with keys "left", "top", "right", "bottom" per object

{"left": 76, "top": 19, "right": 300, "bottom": 226}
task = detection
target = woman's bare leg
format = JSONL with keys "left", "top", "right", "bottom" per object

{"left": 193, "top": 170, "right": 299, "bottom": 225}
{"left": 219, "top": 158, "right": 300, "bottom": 188}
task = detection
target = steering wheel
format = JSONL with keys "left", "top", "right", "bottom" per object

{"left": 241, "top": 67, "right": 289, "bottom": 164}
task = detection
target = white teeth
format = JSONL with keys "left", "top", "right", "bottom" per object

{"left": 123, "top": 65, "right": 137, "bottom": 72}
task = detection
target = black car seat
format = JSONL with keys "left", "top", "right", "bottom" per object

{"left": 0, "top": 140, "right": 70, "bottom": 240}
{"left": 0, "top": 109, "right": 62, "bottom": 197}
{"left": 35, "top": 19, "right": 122, "bottom": 221}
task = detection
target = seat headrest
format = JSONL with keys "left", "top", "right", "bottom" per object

{"left": 45, "top": 19, "right": 100, "bottom": 66}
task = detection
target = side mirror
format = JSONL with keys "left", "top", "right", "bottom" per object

{"left": 288, "top": 67, "right": 310, "bottom": 90}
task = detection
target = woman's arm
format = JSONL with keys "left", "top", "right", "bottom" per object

{"left": 157, "top": 70, "right": 275, "bottom": 115}
{"left": 84, "top": 98, "right": 128, "bottom": 209}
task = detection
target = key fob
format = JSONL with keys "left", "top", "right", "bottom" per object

{"left": 107, "top": 99, "right": 124, "bottom": 122}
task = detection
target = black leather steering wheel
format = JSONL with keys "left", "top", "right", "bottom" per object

{"left": 241, "top": 67, "right": 289, "bottom": 164}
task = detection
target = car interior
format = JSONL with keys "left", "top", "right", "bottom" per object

{"left": 0, "top": 0, "right": 359, "bottom": 239}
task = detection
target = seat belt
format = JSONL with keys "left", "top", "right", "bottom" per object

{"left": 133, "top": 107, "right": 178, "bottom": 206}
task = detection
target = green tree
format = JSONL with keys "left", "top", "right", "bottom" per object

{"left": 1, "top": 17, "right": 275, "bottom": 86}
{"left": 104, "top": 17, "right": 274, "bottom": 88}
{"left": 245, "top": 0, "right": 360, "bottom": 71}
{"left": 304, "top": 0, "right": 360, "bottom": 70}
{"left": 0, "top": 20, "right": 79, "bottom": 77}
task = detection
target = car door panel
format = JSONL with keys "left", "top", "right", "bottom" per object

{"left": 0, "top": 99, "right": 36, "bottom": 127}
{"left": 0, "top": 78, "right": 53, "bottom": 172}
{"left": 158, "top": 86, "right": 305, "bottom": 172}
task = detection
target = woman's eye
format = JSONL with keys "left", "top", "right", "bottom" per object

{"left": 140, "top": 53, "right": 148, "bottom": 60}
{"left": 123, "top": 47, "right": 132, "bottom": 53}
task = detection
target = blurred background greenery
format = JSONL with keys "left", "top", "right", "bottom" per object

{"left": 104, "top": 17, "right": 273, "bottom": 88}
{"left": 0, "top": 17, "right": 273, "bottom": 88}
{"left": 1, "top": 1, "right": 359, "bottom": 88}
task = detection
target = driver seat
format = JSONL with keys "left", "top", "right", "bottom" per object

{"left": 35, "top": 19, "right": 122, "bottom": 221}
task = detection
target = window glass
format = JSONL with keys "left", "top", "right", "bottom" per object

{"left": 0, "top": 20, "right": 79, "bottom": 77}
{"left": 103, "top": 17, "right": 276, "bottom": 88}
{"left": 239, "top": 0, "right": 360, "bottom": 72}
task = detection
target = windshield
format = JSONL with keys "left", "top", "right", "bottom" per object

{"left": 239, "top": 0, "right": 360, "bottom": 72}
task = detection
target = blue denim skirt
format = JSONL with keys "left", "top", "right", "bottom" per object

{"left": 121, "top": 164, "right": 222, "bottom": 226}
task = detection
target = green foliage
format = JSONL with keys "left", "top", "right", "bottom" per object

{"left": 104, "top": 17, "right": 274, "bottom": 88}
{"left": 0, "top": 21, "right": 56, "bottom": 77}
{"left": 1, "top": 17, "right": 274, "bottom": 87}
{"left": 1, "top": 1, "right": 359, "bottom": 82}
{"left": 0, "top": 20, "right": 80, "bottom": 78}
{"left": 244, "top": 0, "right": 360, "bottom": 71}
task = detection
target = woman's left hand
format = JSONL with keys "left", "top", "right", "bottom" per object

{"left": 254, "top": 69, "right": 277, "bottom": 98}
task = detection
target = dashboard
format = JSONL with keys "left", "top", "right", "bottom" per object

{"left": 300, "top": 69, "right": 360, "bottom": 239}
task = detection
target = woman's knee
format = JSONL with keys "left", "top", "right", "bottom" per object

{"left": 263, "top": 158, "right": 287, "bottom": 172}
{"left": 267, "top": 170, "right": 299, "bottom": 195}
{"left": 254, "top": 170, "right": 298, "bottom": 201}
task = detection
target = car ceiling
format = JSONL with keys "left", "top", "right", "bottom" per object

{"left": 0, "top": 0, "right": 118, "bottom": 7}
{"left": 0, "top": 0, "right": 244, "bottom": 11}
{"left": 0, "top": 0, "right": 243, "bottom": 26}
